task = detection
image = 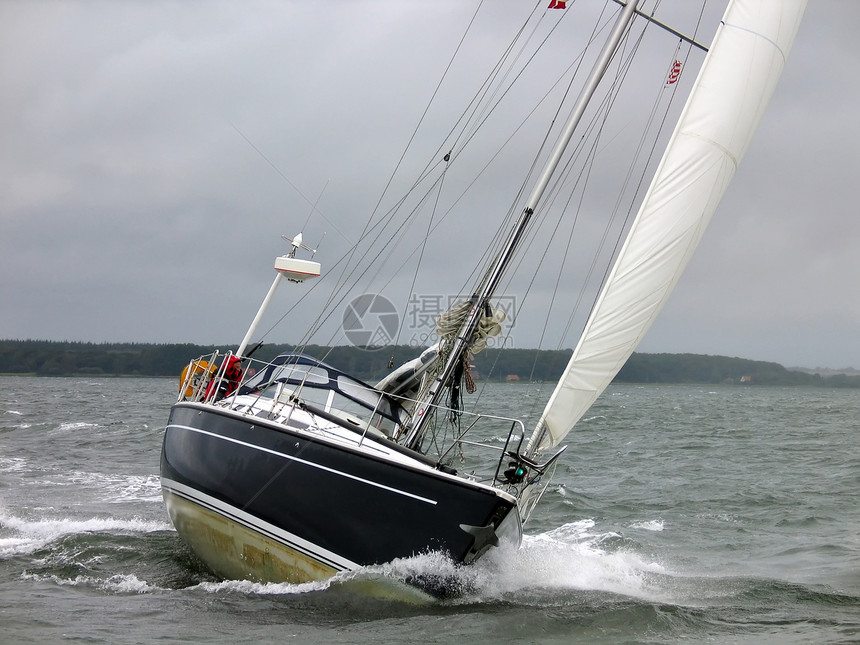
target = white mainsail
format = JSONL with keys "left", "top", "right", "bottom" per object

{"left": 528, "top": 0, "right": 807, "bottom": 454}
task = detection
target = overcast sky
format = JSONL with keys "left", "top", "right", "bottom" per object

{"left": 1, "top": 1, "right": 857, "bottom": 370}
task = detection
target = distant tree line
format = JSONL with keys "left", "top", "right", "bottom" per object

{"left": 613, "top": 352, "right": 850, "bottom": 386}
{"left": 0, "top": 339, "right": 857, "bottom": 387}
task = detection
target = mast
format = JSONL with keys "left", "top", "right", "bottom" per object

{"left": 403, "top": 0, "right": 640, "bottom": 451}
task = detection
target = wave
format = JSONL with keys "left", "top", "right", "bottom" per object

{"left": 20, "top": 571, "right": 158, "bottom": 594}
{"left": 629, "top": 519, "right": 664, "bottom": 531}
{"left": 0, "top": 451, "right": 162, "bottom": 503}
{"left": 61, "top": 471, "right": 163, "bottom": 503}
{"left": 0, "top": 456, "right": 29, "bottom": 473}
{"left": 55, "top": 421, "right": 100, "bottom": 432}
{"left": 0, "top": 511, "right": 171, "bottom": 557}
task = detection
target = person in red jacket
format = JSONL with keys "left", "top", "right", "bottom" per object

{"left": 205, "top": 355, "right": 243, "bottom": 400}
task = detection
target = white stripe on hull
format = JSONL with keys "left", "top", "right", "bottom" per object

{"left": 167, "top": 423, "right": 440, "bottom": 505}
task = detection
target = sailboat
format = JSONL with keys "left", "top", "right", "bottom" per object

{"left": 160, "top": 0, "right": 806, "bottom": 593}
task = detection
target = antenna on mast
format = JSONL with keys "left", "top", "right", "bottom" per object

{"left": 235, "top": 233, "right": 322, "bottom": 358}
{"left": 282, "top": 233, "right": 317, "bottom": 258}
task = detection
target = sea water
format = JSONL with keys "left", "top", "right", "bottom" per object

{"left": 1, "top": 376, "right": 857, "bottom": 643}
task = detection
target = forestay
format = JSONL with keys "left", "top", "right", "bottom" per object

{"left": 528, "top": 0, "right": 807, "bottom": 454}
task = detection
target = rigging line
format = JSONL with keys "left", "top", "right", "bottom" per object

{"left": 364, "top": 0, "right": 546, "bottom": 288}
{"left": 246, "top": 4, "right": 651, "bottom": 354}
{"left": 364, "top": 0, "right": 486, "bottom": 240}
{"left": 228, "top": 121, "right": 349, "bottom": 244}
{"left": 453, "top": 1, "right": 612, "bottom": 166}
{"left": 225, "top": 10, "right": 577, "bottom": 354}
{"left": 495, "top": 107, "right": 597, "bottom": 308}
{"left": 333, "top": 165, "right": 449, "bottom": 305}
{"left": 358, "top": 91, "right": 546, "bottom": 310}
{"left": 301, "top": 179, "right": 329, "bottom": 235}
{"left": 457, "top": 103, "right": 581, "bottom": 300}
{"left": 367, "top": 181, "right": 446, "bottom": 294}
{"left": 418, "top": 16, "right": 617, "bottom": 380}
{"left": 344, "top": 161, "right": 519, "bottom": 326}
{"left": 404, "top": 34, "right": 522, "bottom": 198}
{"left": 299, "top": 171, "right": 452, "bottom": 351}
{"left": 691, "top": 0, "right": 708, "bottom": 44}
{"left": 318, "top": 44, "right": 524, "bottom": 310}
{"left": 432, "top": 0, "right": 567, "bottom": 187}
{"left": 461, "top": 90, "right": 563, "bottom": 290}
{"left": 243, "top": 9, "right": 632, "bottom": 354}
{"left": 507, "top": 15, "right": 660, "bottom": 413}
{"left": 548, "top": 118, "right": 611, "bottom": 352}
{"left": 256, "top": 154, "right": 450, "bottom": 355}
{"left": 391, "top": 165, "right": 448, "bottom": 350}
{"left": 455, "top": 1, "right": 555, "bottom": 153}
{"left": 401, "top": 0, "right": 570, "bottom": 246}
{"left": 610, "top": 0, "right": 708, "bottom": 51}
{"left": 521, "top": 135, "right": 596, "bottom": 378}
{"left": 309, "top": 58, "right": 529, "bottom": 327}
{"left": 429, "top": 1, "right": 542, "bottom": 175}
{"left": 449, "top": 22, "right": 529, "bottom": 161}
{"left": 500, "top": 56, "right": 626, "bottom": 292}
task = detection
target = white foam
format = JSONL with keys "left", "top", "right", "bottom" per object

{"left": 630, "top": 519, "right": 665, "bottom": 531}
{"left": 0, "top": 457, "right": 28, "bottom": 473}
{"left": 450, "top": 519, "right": 676, "bottom": 604}
{"left": 10, "top": 461, "right": 163, "bottom": 503}
{"left": 102, "top": 573, "right": 155, "bottom": 593}
{"left": 192, "top": 577, "right": 330, "bottom": 596}
{"left": 20, "top": 571, "right": 158, "bottom": 594}
{"left": 56, "top": 421, "right": 99, "bottom": 432}
{"left": 0, "top": 512, "right": 172, "bottom": 556}
{"left": 62, "top": 471, "right": 163, "bottom": 503}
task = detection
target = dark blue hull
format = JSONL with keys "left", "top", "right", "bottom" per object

{"left": 161, "top": 402, "right": 521, "bottom": 585}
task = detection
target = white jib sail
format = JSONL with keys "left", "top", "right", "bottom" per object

{"left": 528, "top": 0, "right": 807, "bottom": 454}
